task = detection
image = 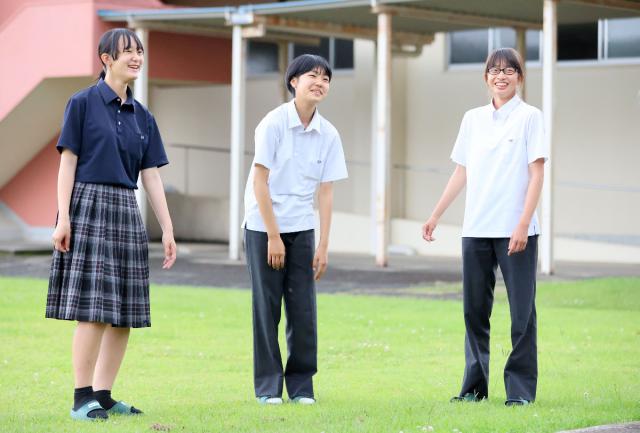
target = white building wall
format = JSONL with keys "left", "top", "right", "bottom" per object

{"left": 403, "top": 33, "right": 640, "bottom": 241}
{"left": 147, "top": 35, "right": 640, "bottom": 262}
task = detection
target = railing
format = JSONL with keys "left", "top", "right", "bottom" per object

{"left": 168, "top": 142, "right": 640, "bottom": 195}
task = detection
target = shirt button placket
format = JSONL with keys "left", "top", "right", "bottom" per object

{"left": 116, "top": 102, "right": 121, "bottom": 133}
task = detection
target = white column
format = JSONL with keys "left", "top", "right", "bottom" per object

{"left": 370, "top": 42, "right": 378, "bottom": 256}
{"left": 516, "top": 27, "right": 527, "bottom": 101}
{"left": 229, "top": 24, "right": 247, "bottom": 260}
{"left": 375, "top": 13, "right": 392, "bottom": 267}
{"left": 541, "top": 0, "right": 556, "bottom": 275}
{"left": 134, "top": 27, "right": 149, "bottom": 226}
{"left": 278, "top": 42, "right": 290, "bottom": 103}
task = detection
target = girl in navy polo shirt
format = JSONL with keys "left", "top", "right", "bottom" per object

{"left": 46, "top": 28, "right": 176, "bottom": 420}
{"left": 422, "top": 48, "right": 548, "bottom": 406}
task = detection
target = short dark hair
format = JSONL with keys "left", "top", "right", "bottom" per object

{"left": 97, "top": 28, "right": 144, "bottom": 80}
{"left": 484, "top": 47, "right": 525, "bottom": 84}
{"left": 285, "top": 54, "right": 332, "bottom": 96}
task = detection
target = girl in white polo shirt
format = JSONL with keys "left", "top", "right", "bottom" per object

{"left": 243, "top": 54, "right": 348, "bottom": 405}
{"left": 422, "top": 48, "right": 548, "bottom": 406}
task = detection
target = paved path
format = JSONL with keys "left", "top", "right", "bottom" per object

{"left": 1, "top": 243, "right": 638, "bottom": 296}
{"left": 557, "top": 422, "right": 640, "bottom": 432}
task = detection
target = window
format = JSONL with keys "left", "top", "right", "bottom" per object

{"left": 448, "top": 16, "right": 640, "bottom": 67}
{"left": 449, "top": 29, "right": 489, "bottom": 64}
{"left": 606, "top": 17, "right": 640, "bottom": 59}
{"left": 293, "top": 37, "right": 331, "bottom": 59}
{"left": 492, "top": 28, "right": 540, "bottom": 62}
{"left": 333, "top": 38, "right": 355, "bottom": 69}
{"left": 247, "top": 37, "right": 354, "bottom": 75}
{"left": 449, "top": 28, "right": 539, "bottom": 65}
{"left": 558, "top": 22, "right": 598, "bottom": 60}
{"left": 292, "top": 37, "right": 354, "bottom": 70}
{"left": 247, "top": 41, "right": 279, "bottom": 75}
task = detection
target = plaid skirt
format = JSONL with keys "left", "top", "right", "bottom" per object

{"left": 46, "top": 182, "right": 151, "bottom": 328}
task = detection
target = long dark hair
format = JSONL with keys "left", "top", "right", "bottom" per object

{"left": 97, "top": 28, "right": 144, "bottom": 80}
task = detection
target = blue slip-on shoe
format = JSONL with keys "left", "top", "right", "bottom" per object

{"left": 257, "top": 396, "right": 283, "bottom": 405}
{"left": 291, "top": 396, "right": 316, "bottom": 405}
{"left": 505, "top": 398, "right": 531, "bottom": 406}
{"left": 70, "top": 400, "right": 108, "bottom": 421}
{"left": 450, "top": 393, "right": 485, "bottom": 403}
{"left": 107, "top": 401, "right": 143, "bottom": 415}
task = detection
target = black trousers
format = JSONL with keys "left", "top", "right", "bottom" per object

{"left": 458, "top": 236, "right": 538, "bottom": 402}
{"left": 244, "top": 228, "right": 317, "bottom": 399}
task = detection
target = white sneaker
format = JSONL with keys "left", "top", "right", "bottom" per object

{"left": 257, "top": 396, "right": 283, "bottom": 405}
{"left": 291, "top": 396, "right": 316, "bottom": 405}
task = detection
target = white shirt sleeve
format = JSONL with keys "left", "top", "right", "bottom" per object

{"left": 321, "top": 133, "right": 348, "bottom": 183}
{"left": 450, "top": 112, "right": 469, "bottom": 166}
{"left": 526, "top": 109, "right": 549, "bottom": 164}
{"left": 253, "top": 118, "right": 279, "bottom": 169}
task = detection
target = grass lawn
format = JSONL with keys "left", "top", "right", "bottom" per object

{"left": 0, "top": 276, "right": 638, "bottom": 433}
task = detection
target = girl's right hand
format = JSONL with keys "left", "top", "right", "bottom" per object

{"left": 52, "top": 220, "right": 71, "bottom": 253}
{"left": 422, "top": 216, "right": 438, "bottom": 242}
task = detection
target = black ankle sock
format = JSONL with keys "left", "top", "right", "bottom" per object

{"left": 74, "top": 386, "right": 108, "bottom": 419}
{"left": 93, "top": 389, "right": 117, "bottom": 410}
{"left": 73, "top": 386, "right": 94, "bottom": 410}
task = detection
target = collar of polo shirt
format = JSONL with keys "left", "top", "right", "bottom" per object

{"left": 490, "top": 93, "right": 521, "bottom": 122}
{"left": 286, "top": 100, "right": 322, "bottom": 134}
{"left": 97, "top": 79, "right": 135, "bottom": 109}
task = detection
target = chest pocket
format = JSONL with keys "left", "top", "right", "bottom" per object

{"left": 303, "top": 158, "right": 323, "bottom": 181}
{"left": 298, "top": 135, "right": 324, "bottom": 192}
{"left": 269, "top": 129, "right": 324, "bottom": 196}
{"left": 119, "top": 114, "right": 146, "bottom": 160}
{"left": 494, "top": 129, "right": 527, "bottom": 168}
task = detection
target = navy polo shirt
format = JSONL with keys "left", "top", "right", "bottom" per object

{"left": 56, "top": 79, "right": 168, "bottom": 189}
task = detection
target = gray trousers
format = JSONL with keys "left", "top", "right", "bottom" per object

{"left": 244, "top": 228, "right": 317, "bottom": 399}
{"left": 459, "top": 236, "right": 538, "bottom": 402}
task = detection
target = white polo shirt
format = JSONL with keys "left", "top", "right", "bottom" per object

{"left": 451, "top": 94, "right": 549, "bottom": 238}
{"left": 243, "top": 100, "right": 348, "bottom": 233}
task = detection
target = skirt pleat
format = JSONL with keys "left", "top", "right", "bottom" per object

{"left": 46, "top": 182, "right": 151, "bottom": 328}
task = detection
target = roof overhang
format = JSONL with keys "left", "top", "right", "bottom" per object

{"left": 98, "top": 0, "right": 640, "bottom": 49}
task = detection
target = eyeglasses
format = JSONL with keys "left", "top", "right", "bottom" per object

{"left": 487, "top": 66, "right": 518, "bottom": 75}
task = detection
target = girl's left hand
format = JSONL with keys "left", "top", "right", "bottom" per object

{"left": 508, "top": 223, "right": 529, "bottom": 256}
{"left": 162, "top": 232, "right": 177, "bottom": 269}
{"left": 313, "top": 246, "right": 328, "bottom": 281}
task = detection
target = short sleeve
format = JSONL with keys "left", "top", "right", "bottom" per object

{"left": 450, "top": 111, "right": 469, "bottom": 166}
{"left": 56, "top": 97, "right": 85, "bottom": 155}
{"left": 321, "top": 133, "right": 348, "bottom": 183}
{"left": 253, "top": 118, "right": 279, "bottom": 170}
{"left": 141, "top": 113, "right": 169, "bottom": 169}
{"left": 526, "top": 109, "right": 549, "bottom": 164}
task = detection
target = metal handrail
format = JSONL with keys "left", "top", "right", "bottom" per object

{"left": 168, "top": 143, "right": 640, "bottom": 194}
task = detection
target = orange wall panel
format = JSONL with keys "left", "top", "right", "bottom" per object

{"left": 148, "top": 31, "right": 232, "bottom": 84}
{"left": 0, "top": 137, "right": 59, "bottom": 227}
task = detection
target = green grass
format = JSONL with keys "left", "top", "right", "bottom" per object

{"left": 0, "top": 276, "right": 639, "bottom": 433}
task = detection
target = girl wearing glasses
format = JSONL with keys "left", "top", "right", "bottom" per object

{"left": 422, "top": 48, "right": 548, "bottom": 406}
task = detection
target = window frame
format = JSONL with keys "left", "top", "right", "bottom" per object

{"left": 446, "top": 18, "right": 640, "bottom": 72}
{"left": 247, "top": 37, "right": 355, "bottom": 79}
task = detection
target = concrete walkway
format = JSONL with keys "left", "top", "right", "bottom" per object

{"left": 557, "top": 422, "right": 640, "bottom": 432}
{"left": 1, "top": 242, "right": 639, "bottom": 295}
